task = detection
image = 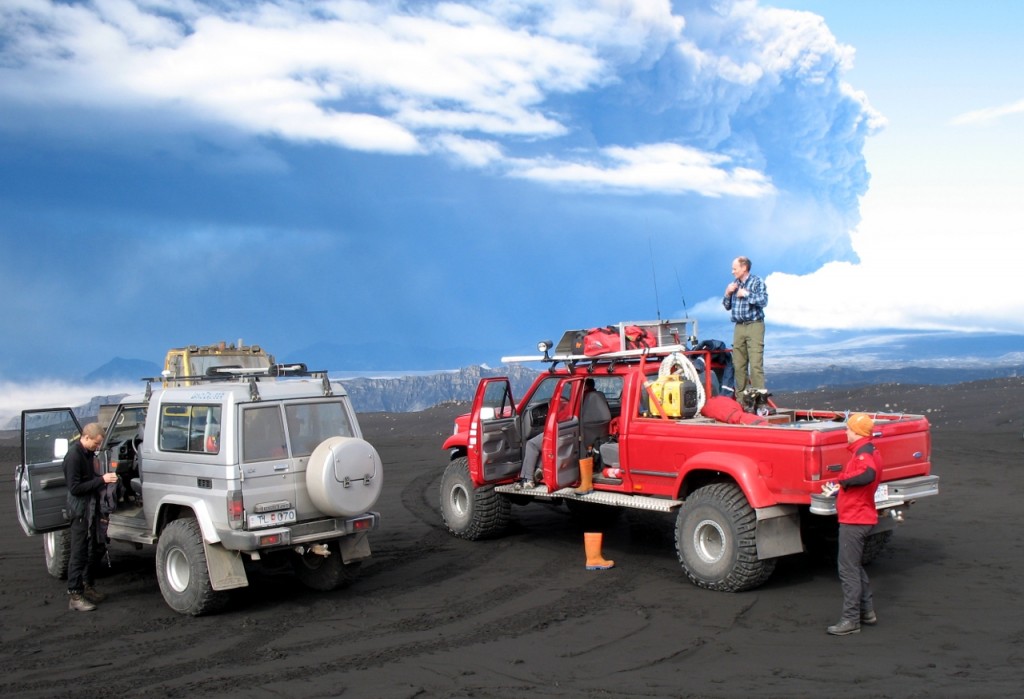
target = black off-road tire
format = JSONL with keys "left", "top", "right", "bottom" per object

{"left": 440, "top": 457, "right": 510, "bottom": 540}
{"left": 156, "top": 517, "right": 229, "bottom": 616}
{"left": 44, "top": 529, "right": 71, "bottom": 579}
{"left": 675, "top": 482, "right": 776, "bottom": 592}
{"left": 292, "top": 541, "right": 362, "bottom": 591}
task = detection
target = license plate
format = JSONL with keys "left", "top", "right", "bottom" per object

{"left": 874, "top": 484, "right": 888, "bottom": 502}
{"left": 248, "top": 509, "right": 296, "bottom": 529}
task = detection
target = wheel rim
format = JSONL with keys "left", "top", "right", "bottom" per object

{"left": 165, "top": 547, "right": 191, "bottom": 593}
{"left": 450, "top": 483, "right": 469, "bottom": 518}
{"left": 44, "top": 531, "right": 56, "bottom": 559}
{"left": 692, "top": 518, "right": 726, "bottom": 564}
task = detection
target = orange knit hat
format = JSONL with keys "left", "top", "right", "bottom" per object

{"left": 846, "top": 412, "right": 874, "bottom": 437}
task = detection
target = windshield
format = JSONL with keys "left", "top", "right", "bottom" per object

{"left": 106, "top": 406, "right": 147, "bottom": 446}
{"left": 190, "top": 355, "right": 271, "bottom": 374}
{"left": 525, "top": 375, "right": 563, "bottom": 409}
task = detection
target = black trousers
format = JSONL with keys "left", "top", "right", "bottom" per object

{"left": 837, "top": 523, "right": 874, "bottom": 621}
{"left": 66, "top": 511, "right": 101, "bottom": 594}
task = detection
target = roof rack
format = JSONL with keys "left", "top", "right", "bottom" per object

{"left": 502, "top": 318, "right": 699, "bottom": 367}
{"left": 142, "top": 363, "right": 332, "bottom": 400}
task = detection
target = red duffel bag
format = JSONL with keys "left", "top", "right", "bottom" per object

{"left": 700, "top": 395, "right": 766, "bottom": 425}
{"left": 574, "top": 327, "right": 621, "bottom": 355}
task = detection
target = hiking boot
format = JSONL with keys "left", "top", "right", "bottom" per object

{"left": 68, "top": 593, "right": 97, "bottom": 612}
{"left": 861, "top": 610, "right": 878, "bottom": 626}
{"left": 827, "top": 619, "right": 860, "bottom": 636}
{"left": 83, "top": 585, "right": 106, "bottom": 604}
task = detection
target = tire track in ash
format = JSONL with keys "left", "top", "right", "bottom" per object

{"left": 351, "top": 454, "right": 481, "bottom": 595}
{"left": 114, "top": 561, "right": 649, "bottom": 698}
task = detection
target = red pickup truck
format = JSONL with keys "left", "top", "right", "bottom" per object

{"left": 439, "top": 320, "right": 939, "bottom": 592}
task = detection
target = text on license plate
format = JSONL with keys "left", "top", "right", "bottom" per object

{"left": 248, "top": 509, "right": 296, "bottom": 529}
{"left": 873, "top": 484, "right": 888, "bottom": 502}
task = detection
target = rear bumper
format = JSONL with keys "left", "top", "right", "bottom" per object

{"left": 219, "top": 511, "right": 381, "bottom": 551}
{"left": 809, "top": 475, "right": 940, "bottom": 516}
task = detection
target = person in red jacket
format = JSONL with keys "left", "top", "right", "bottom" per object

{"left": 826, "top": 412, "right": 882, "bottom": 636}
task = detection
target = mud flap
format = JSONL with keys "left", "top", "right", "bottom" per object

{"left": 755, "top": 505, "right": 803, "bottom": 559}
{"left": 338, "top": 532, "right": 371, "bottom": 563}
{"left": 203, "top": 540, "right": 249, "bottom": 591}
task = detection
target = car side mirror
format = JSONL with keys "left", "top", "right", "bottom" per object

{"left": 479, "top": 407, "right": 496, "bottom": 420}
{"left": 53, "top": 438, "right": 69, "bottom": 459}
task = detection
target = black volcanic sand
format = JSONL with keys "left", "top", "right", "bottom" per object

{"left": 1, "top": 378, "right": 1022, "bottom": 698}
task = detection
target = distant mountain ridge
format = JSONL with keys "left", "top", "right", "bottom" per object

{"left": 339, "top": 365, "right": 540, "bottom": 412}
{"left": 6, "top": 330, "right": 1021, "bottom": 431}
{"left": 5, "top": 357, "right": 1021, "bottom": 431}
{"left": 84, "top": 357, "right": 162, "bottom": 383}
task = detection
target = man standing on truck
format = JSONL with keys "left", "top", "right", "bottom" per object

{"left": 826, "top": 413, "right": 883, "bottom": 636}
{"left": 723, "top": 256, "right": 768, "bottom": 393}
{"left": 64, "top": 422, "right": 119, "bottom": 612}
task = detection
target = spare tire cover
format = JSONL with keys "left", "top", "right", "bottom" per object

{"left": 306, "top": 436, "right": 383, "bottom": 517}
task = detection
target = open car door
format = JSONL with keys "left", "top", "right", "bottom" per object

{"left": 466, "top": 378, "right": 522, "bottom": 485}
{"left": 16, "top": 408, "right": 83, "bottom": 536}
{"left": 540, "top": 377, "right": 584, "bottom": 491}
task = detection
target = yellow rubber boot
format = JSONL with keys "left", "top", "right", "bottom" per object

{"left": 575, "top": 456, "right": 594, "bottom": 495}
{"left": 584, "top": 532, "right": 614, "bottom": 570}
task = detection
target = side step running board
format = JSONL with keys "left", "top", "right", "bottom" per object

{"left": 494, "top": 484, "right": 682, "bottom": 512}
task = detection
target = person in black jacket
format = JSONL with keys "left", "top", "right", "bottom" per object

{"left": 64, "top": 422, "right": 118, "bottom": 612}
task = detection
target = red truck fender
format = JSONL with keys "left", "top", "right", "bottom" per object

{"left": 441, "top": 413, "right": 473, "bottom": 453}
{"left": 442, "top": 433, "right": 468, "bottom": 452}
{"left": 676, "top": 451, "right": 778, "bottom": 510}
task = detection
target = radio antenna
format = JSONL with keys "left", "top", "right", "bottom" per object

{"left": 649, "top": 239, "right": 662, "bottom": 321}
{"left": 675, "top": 268, "right": 698, "bottom": 348}
{"left": 674, "top": 268, "right": 690, "bottom": 318}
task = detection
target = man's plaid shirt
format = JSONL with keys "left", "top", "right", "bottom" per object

{"left": 722, "top": 274, "right": 767, "bottom": 323}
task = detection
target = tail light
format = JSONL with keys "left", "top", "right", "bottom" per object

{"left": 803, "top": 447, "right": 822, "bottom": 483}
{"left": 227, "top": 489, "right": 244, "bottom": 529}
{"left": 352, "top": 515, "right": 374, "bottom": 531}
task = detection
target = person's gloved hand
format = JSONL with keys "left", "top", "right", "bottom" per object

{"left": 820, "top": 481, "right": 839, "bottom": 497}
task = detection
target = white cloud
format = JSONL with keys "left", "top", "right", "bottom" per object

{"left": 951, "top": 97, "right": 1024, "bottom": 126}
{"left": 764, "top": 171, "right": 1024, "bottom": 334}
{"left": 93, "top": 0, "right": 184, "bottom": 45}
{"left": 510, "top": 142, "right": 774, "bottom": 196}
{"left": 0, "top": 379, "right": 139, "bottom": 426}
{"left": 534, "top": 0, "right": 684, "bottom": 64}
{"left": 0, "top": 0, "right": 869, "bottom": 199}
{"left": 434, "top": 134, "right": 505, "bottom": 167}
{"left": 678, "top": 0, "right": 854, "bottom": 87}
{"left": 0, "top": 0, "right": 606, "bottom": 153}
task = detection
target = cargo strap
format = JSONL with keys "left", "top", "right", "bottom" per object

{"left": 644, "top": 381, "right": 670, "bottom": 420}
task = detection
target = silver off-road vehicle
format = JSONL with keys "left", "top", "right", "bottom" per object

{"left": 15, "top": 365, "right": 383, "bottom": 615}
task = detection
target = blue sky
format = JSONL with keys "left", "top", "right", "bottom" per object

{"left": 1, "top": 0, "right": 1022, "bottom": 409}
